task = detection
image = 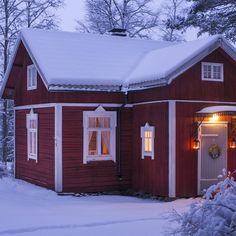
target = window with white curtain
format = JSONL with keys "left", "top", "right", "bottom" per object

{"left": 27, "top": 64, "right": 37, "bottom": 90}
{"left": 83, "top": 106, "right": 116, "bottom": 164}
{"left": 26, "top": 109, "right": 38, "bottom": 161}
{"left": 141, "top": 123, "right": 155, "bottom": 160}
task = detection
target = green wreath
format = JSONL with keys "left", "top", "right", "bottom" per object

{"left": 208, "top": 144, "right": 221, "bottom": 160}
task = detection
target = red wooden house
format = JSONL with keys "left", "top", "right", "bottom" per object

{"left": 1, "top": 29, "right": 236, "bottom": 198}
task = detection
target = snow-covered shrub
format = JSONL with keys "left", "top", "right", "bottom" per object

{"left": 172, "top": 170, "right": 236, "bottom": 236}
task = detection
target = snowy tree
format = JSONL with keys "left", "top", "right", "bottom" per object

{"left": 0, "top": 0, "right": 24, "bottom": 76}
{"left": 172, "top": 170, "right": 236, "bottom": 235}
{"left": 158, "top": 0, "right": 186, "bottom": 42}
{"left": 185, "top": 0, "right": 236, "bottom": 42}
{"left": 0, "top": 0, "right": 64, "bottom": 165}
{"left": 76, "top": 0, "right": 160, "bottom": 38}
{"left": 0, "top": 0, "right": 24, "bottom": 167}
{"left": 22, "top": 0, "right": 64, "bottom": 29}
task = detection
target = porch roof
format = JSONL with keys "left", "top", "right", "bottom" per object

{"left": 196, "top": 106, "right": 236, "bottom": 116}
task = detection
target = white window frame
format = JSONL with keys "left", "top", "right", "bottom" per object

{"left": 27, "top": 64, "right": 37, "bottom": 90}
{"left": 26, "top": 109, "right": 38, "bottom": 162}
{"left": 201, "top": 62, "right": 224, "bottom": 82}
{"left": 83, "top": 106, "right": 117, "bottom": 164}
{"left": 141, "top": 123, "right": 155, "bottom": 160}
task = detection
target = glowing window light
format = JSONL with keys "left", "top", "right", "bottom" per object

{"left": 144, "top": 131, "right": 152, "bottom": 152}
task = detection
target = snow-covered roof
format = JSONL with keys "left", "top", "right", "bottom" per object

{"left": 2, "top": 29, "right": 236, "bottom": 94}
{"left": 197, "top": 106, "right": 236, "bottom": 114}
{"left": 20, "top": 29, "right": 173, "bottom": 91}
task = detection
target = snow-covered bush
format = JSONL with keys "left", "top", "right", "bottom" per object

{"left": 172, "top": 170, "right": 236, "bottom": 236}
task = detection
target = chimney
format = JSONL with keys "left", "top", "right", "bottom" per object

{"left": 109, "top": 28, "right": 127, "bottom": 37}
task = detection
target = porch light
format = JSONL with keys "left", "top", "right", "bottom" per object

{"left": 193, "top": 139, "right": 200, "bottom": 150}
{"left": 210, "top": 113, "right": 219, "bottom": 122}
{"left": 230, "top": 138, "right": 236, "bottom": 149}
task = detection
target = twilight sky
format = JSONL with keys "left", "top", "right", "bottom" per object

{"left": 58, "top": 0, "right": 199, "bottom": 40}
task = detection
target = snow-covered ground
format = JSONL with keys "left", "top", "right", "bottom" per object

{"left": 0, "top": 177, "right": 197, "bottom": 236}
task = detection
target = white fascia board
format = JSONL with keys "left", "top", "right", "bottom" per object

{"left": 21, "top": 36, "right": 49, "bottom": 90}
{"left": 13, "top": 109, "right": 16, "bottom": 177}
{"left": 0, "top": 38, "right": 21, "bottom": 98}
{"left": 166, "top": 40, "right": 221, "bottom": 85}
{"left": 126, "top": 36, "right": 236, "bottom": 91}
{"left": 0, "top": 33, "right": 49, "bottom": 98}
{"left": 54, "top": 104, "right": 63, "bottom": 192}
{"left": 166, "top": 37, "right": 236, "bottom": 85}
{"left": 168, "top": 101, "right": 176, "bottom": 198}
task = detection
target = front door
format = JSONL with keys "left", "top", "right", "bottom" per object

{"left": 198, "top": 123, "right": 227, "bottom": 194}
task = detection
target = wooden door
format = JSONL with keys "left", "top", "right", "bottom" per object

{"left": 198, "top": 123, "right": 227, "bottom": 194}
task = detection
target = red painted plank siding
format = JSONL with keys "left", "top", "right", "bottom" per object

{"left": 175, "top": 102, "right": 236, "bottom": 197}
{"left": 132, "top": 103, "right": 169, "bottom": 196}
{"left": 5, "top": 44, "right": 125, "bottom": 106}
{"left": 62, "top": 106, "right": 132, "bottom": 192}
{"left": 15, "top": 108, "right": 55, "bottom": 189}
{"left": 129, "top": 48, "right": 236, "bottom": 104}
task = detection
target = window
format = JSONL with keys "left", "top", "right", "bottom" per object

{"left": 83, "top": 106, "right": 116, "bottom": 164}
{"left": 141, "top": 123, "right": 155, "bottom": 160}
{"left": 201, "top": 62, "right": 224, "bottom": 81}
{"left": 26, "top": 109, "right": 38, "bottom": 161}
{"left": 27, "top": 64, "right": 37, "bottom": 90}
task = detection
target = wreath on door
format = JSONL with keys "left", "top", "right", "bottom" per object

{"left": 208, "top": 144, "right": 221, "bottom": 160}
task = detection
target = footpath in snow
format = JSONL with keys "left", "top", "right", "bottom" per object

{"left": 0, "top": 177, "right": 196, "bottom": 236}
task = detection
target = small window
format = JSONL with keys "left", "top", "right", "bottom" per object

{"left": 83, "top": 106, "right": 116, "bottom": 164}
{"left": 141, "top": 123, "right": 155, "bottom": 160}
{"left": 202, "top": 62, "right": 224, "bottom": 81}
{"left": 27, "top": 64, "right": 37, "bottom": 90}
{"left": 26, "top": 109, "right": 38, "bottom": 161}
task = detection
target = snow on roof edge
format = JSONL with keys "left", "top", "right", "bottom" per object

{"left": 1, "top": 31, "right": 236, "bottom": 97}
{"left": 123, "top": 35, "right": 226, "bottom": 90}
{"left": 197, "top": 106, "right": 236, "bottom": 114}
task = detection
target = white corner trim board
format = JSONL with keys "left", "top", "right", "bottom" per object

{"left": 168, "top": 101, "right": 176, "bottom": 198}
{"left": 55, "top": 104, "right": 62, "bottom": 192}
{"left": 13, "top": 109, "right": 16, "bottom": 177}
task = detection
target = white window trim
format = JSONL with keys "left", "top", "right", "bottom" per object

{"left": 141, "top": 123, "right": 155, "bottom": 160}
{"left": 26, "top": 109, "right": 38, "bottom": 162}
{"left": 27, "top": 64, "right": 37, "bottom": 90}
{"left": 201, "top": 62, "right": 224, "bottom": 82}
{"left": 83, "top": 106, "right": 117, "bottom": 164}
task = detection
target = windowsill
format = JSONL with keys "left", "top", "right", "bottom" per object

{"left": 28, "top": 157, "right": 37, "bottom": 162}
{"left": 27, "top": 87, "right": 37, "bottom": 91}
{"left": 202, "top": 78, "right": 224, "bottom": 82}
{"left": 86, "top": 155, "right": 115, "bottom": 163}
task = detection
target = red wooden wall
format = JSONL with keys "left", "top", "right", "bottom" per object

{"left": 15, "top": 108, "right": 55, "bottom": 189}
{"left": 62, "top": 106, "right": 133, "bottom": 192}
{"left": 5, "top": 39, "right": 236, "bottom": 197}
{"left": 129, "top": 48, "right": 236, "bottom": 104}
{"left": 176, "top": 102, "right": 236, "bottom": 197}
{"left": 132, "top": 103, "right": 169, "bottom": 196}
{"left": 5, "top": 43, "right": 125, "bottom": 106}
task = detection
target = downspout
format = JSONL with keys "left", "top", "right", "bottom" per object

{"left": 117, "top": 91, "right": 128, "bottom": 180}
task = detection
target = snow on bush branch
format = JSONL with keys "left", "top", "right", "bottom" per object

{"left": 172, "top": 169, "right": 236, "bottom": 236}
